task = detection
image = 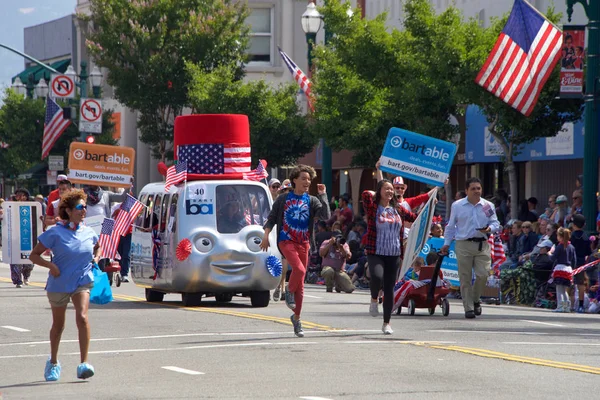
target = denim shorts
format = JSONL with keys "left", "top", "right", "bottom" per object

{"left": 47, "top": 283, "right": 94, "bottom": 308}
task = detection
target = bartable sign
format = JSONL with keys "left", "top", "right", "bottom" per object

{"left": 1, "top": 202, "right": 43, "bottom": 265}
{"left": 67, "top": 143, "right": 135, "bottom": 188}
{"left": 380, "top": 128, "right": 457, "bottom": 187}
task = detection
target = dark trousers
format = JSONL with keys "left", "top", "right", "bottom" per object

{"left": 117, "top": 233, "right": 132, "bottom": 276}
{"left": 367, "top": 254, "right": 400, "bottom": 323}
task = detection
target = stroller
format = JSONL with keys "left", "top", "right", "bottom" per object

{"left": 532, "top": 268, "right": 556, "bottom": 309}
{"left": 393, "top": 266, "right": 451, "bottom": 316}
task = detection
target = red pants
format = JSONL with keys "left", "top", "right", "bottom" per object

{"left": 279, "top": 240, "right": 310, "bottom": 317}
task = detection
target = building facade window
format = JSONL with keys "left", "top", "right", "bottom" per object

{"left": 247, "top": 7, "right": 273, "bottom": 64}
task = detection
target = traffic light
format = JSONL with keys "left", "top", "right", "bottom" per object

{"left": 86, "top": 135, "right": 95, "bottom": 144}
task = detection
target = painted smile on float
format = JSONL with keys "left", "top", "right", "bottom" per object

{"left": 210, "top": 261, "right": 253, "bottom": 274}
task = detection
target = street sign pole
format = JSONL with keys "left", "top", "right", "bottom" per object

{"left": 567, "top": 0, "right": 600, "bottom": 231}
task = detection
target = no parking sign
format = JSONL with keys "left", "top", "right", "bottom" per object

{"left": 79, "top": 98, "right": 103, "bottom": 134}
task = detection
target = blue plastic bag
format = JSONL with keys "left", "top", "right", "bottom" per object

{"left": 90, "top": 263, "right": 113, "bottom": 305}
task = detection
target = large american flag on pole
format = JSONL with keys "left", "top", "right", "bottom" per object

{"left": 242, "top": 159, "right": 269, "bottom": 182}
{"left": 178, "top": 144, "right": 251, "bottom": 174}
{"left": 475, "top": 0, "right": 562, "bottom": 116}
{"left": 99, "top": 218, "right": 119, "bottom": 259}
{"left": 114, "top": 194, "right": 144, "bottom": 237}
{"left": 165, "top": 160, "right": 188, "bottom": 192}
{"left": 278, "top": 47, "right": 314, "bottom": 112}
{"left": 42, "top": 96, "right": 71, "bottom": 159}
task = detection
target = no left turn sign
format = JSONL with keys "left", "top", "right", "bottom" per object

{"left": 79, "top": 98, "right": 103, "bottom": 134}
{"left": 50, "top": 74, "right": 75, "bottom": 99}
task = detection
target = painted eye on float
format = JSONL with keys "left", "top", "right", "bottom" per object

{"left": 246, "top": 236, "right": 262, "bottom": 252}
{"left": 195, "top": 237, "right": 214, "bottom": 253}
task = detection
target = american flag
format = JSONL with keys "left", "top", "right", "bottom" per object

{"left": 278, "top": 47, "right": 314, "bottom": 112}
{"left": 99, "top": 218, "right": 119, "bottom": 259}
{"left": 572, "top": 258, "right": 600, "bottom": 277}
{"left": 114, "top": 194, "right": 144, "bottom": 237}
{"left": 165, "top": 160, "right": 188, "bottom": 192}
{"left": 392, "top": 280, "right": 429, "bottom": 312}
{"left": 475, "top": 0, "right": 562, "bottom": 116}
{"left": 242, "top": 159, "right": 268, "bottom": 182}
{"left": 488, "top": 234, "right": 507, "bottom": 275}
{"left": 42, "top": 96, "right": 71, "bottom": 159}
{"left": 178, "top": 144, "right": 251, "bottom": 174}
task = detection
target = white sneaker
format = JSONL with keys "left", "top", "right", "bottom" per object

{"left": 16, "top": 284, "right": 22, "bottom": 288}
{"left": 382, "top": 323, "right": 393, "bottom": 335}
{"left": 369, "top": 301, "right": 379, "bottom": 317}
{"left": 23, "top": 279, "right": 29, "bottom": 286}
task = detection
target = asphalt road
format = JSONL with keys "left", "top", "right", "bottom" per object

{"left": 0, "top": 262, "right": 599, "bottom": 400}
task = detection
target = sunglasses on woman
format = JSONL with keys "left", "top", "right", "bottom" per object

{"left": 74, "top": 204, "right": 87, "bottom": 211}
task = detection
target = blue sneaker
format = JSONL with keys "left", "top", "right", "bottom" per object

{"left": 284, "top": 289, "right": 296, "bottom": 311}
{"left": 290, "top": 315, "right": 304, "bottom": 337}
{"left": 77, "top": 362, "right": 95, "bottom": 379}
{"left": 576, "top": 306, "right": 586, "bottom": 314}
{"left": 44, "top": 358, "right": 61, "bottom": 381}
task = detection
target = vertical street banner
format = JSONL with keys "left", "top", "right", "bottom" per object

{"left": 380, "top": 128, "right": 457, "bottom": 187}
{"left": 399, "top": 188, "right": 438, "bottom": 279}
{"left": 1, "top": 202, "right": 43, "bottom": 265}
{"left": 560, "top": 26, "right": 586, "bottom": 98}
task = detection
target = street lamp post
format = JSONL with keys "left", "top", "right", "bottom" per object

{"left": 34, "top": 78, "right": 49, "bottom": 99}
{"left": 566, "top": 0, "right": 600, "bottom": 231}
{"left": 302, "top": 1, "right": 332, "bottom": 193}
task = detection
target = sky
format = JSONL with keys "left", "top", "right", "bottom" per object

{"left": 0, "top": 0, "right": 77, "bottom": 100}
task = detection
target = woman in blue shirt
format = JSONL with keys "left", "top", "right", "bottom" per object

{"left": 30, "top": 189, "right": 101, "bottom": 382}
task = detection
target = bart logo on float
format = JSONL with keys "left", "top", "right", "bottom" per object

{"left": 380, "top": 127, "right": 457, "bottom": 187}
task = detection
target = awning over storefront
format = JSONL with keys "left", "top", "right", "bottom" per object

{"left": 465, "top": 105, "right": 585, "bottom": 163}
{"left": 11, "top": 58, "right": 71, "bottom": 85}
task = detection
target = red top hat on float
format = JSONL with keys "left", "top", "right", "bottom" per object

{"left": 158, "top": 114, "right": 253, "bottom": 181}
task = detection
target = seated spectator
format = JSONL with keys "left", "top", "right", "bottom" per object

{"left": 518, "top": 199, "right": 537, "bottom": 223}
{"left": 430, "top": 223, "right": 443, "bottom": 238}
{"left": 531, "top": 240, "right": 554, "bottom": 271}
{"left": 520, "top": 221, "right": 539, "bottom": 255}
{"left": 319, "top": 235, "right": 354, "bottom": 293}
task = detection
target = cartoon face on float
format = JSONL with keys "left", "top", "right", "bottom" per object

{"left": 169, "top": 181, "right": 279, "bottom": 292}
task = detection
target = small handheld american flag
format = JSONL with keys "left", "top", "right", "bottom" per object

{"left": 99, "top": 218, "right": 119, "bottom": 259}
{"left": 165, "top": 161, "right": 188, "bottom": 192}
{"left": 242, "top": 160, "right": 269, "bottom": 182}
{"left": 475, "top": 0, "right": 562, "bottom": 116}
{"left": 279, "top": 47, "right": 314, "bottom": 112}
{"left": 114, "top": 194, "right": 144, "bottom": 236}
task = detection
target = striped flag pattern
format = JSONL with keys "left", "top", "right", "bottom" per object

{"left": 278, "top": 47, "right": 314, "bottom": 112}
{"left": 392, "top": 280, "right": 429, "bottom": 312}
{"left": 178, "top": 144, "right": 251, "bottom": 174}
{"left": 242, "top": 160, "right": 269, "bottom": 182}
{"left": 114, "top": 194, "right": 144, "bottom": 237}
{"left": 42, "top": 96, "right": 71, "bottom": 159}
{"left": 475, "top": 0, "right": 562, "bottom": 116}
{"left": 488, "top": 234, "right": 507, "bottom": 275}
{"left": 165, "top": 160, "right": 188, "bottom": 192}
{"left": 571, "top": 258, "right": 600, "bottom": 277}
{"left": 99, "top": 218, "right": 119, "bottom": 259}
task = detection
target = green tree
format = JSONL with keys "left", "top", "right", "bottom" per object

{"left": 84, "top": 0, "right": 250, "bottom": 161}
{"left": 469, "top": 8, "right": 583, "bottom": 218}
{"left": 187, "top": 64, "right": 316, "bottom": 167}
{"left": 0, "top": 89, "right": 117, "bottom": 180}
{"left": 312, "top": 0, "right": 480, "bottom": 167}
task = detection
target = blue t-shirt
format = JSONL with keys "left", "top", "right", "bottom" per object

{"left": 38, "top": 225, "right": 99, "bottom": 293}
{"left": 279, "top": 192, "right": 310, "bottom": 244}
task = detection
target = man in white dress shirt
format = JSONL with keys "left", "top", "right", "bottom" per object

{"left": 441, "top": 177, "right": 500, "bottom": 319}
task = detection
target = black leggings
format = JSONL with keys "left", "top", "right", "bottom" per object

{"left": 367, "top": 254, "right": 400, "bottom": 323}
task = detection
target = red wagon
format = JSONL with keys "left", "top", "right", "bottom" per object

{"left": 393, "top": 266, "right": 450, "bottom": 316}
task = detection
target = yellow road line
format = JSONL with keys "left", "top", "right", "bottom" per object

{"left": 0, "top": 278, "right": 334, "bottom": 331}
{"left": 419, "top": 343, "right": 600, "bottom": 375}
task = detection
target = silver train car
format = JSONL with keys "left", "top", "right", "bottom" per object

{"left": 130, "top": 180, "right": 281, "bottom": 307}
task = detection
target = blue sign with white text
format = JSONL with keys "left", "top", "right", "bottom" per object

{"left": 419, "top": 237, "right": 459, "bottom": 287}
{"left": 380, "top": 128, "right": 457, "bottom": 186}
{"left": 19, "top": 206, "right": 32, "bottom": 251}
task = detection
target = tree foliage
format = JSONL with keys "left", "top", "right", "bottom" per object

{"left": 84, "top": 0, "right": 250, "bottom": 161}
{"left": 187, "top": 64, "right": 316, "bottom": 167}
{"left": 0, "top": 89, "right": 117, "bottom": 179}
{"left": 313, "top": 0, "right": 481, "bottom": 166}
